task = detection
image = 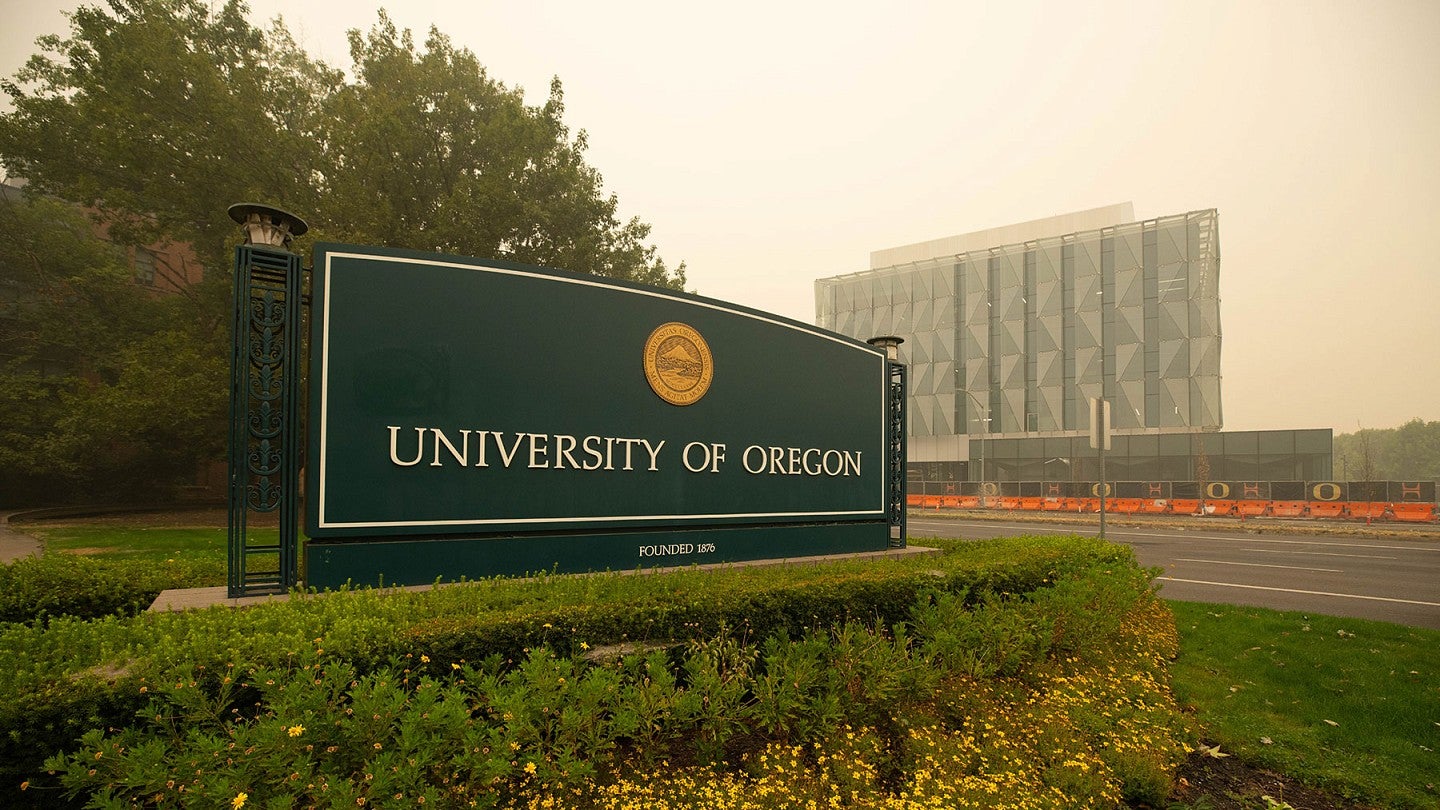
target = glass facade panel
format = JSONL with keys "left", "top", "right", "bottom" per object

{"left": 816, "top": 209, "right": 1221, "bottom": 451}
{"left": 818, "top": 208, "right": 1324, "bottom": 484}
{"left": 1295, "top": 429, "right": 1331, "bottom": 454}
{"left": 1224, "top": 431, "right": 1258, "bottom": 456}
{"left": 1158, "top": 433, "right": 1190, "bottom": 455}
{"left": 1158, "top": 455, "right": 1190, "bottom": 481}
{"left": 915, "top": 429, "right": 1331, "bottom": 485}
{"left": 1258, "top": 431, "right": 1293, "bottom": 454}
{"left": 1129, "top": 434, "right": 1158, "bottom": 456}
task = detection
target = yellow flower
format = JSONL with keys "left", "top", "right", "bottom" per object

{"left": 580, "top": 642, "right": 590, "bottom": 651}
{"left": 451, "top": 663, "right": 461, "bottom": 671}
{"left": 524, "top": 761, "right": 537, "bottom": 775}
{"left": 232, "top": 792, "right": 248, "bottom": 809}
{"left": 287, "top": 725, "right": 305, "bottom": 738}
{"left": 420, "top": 654, "right": 431, "bottom": 663}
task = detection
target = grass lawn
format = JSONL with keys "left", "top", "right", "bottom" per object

{"left": 30, "top": 523, "right": 276, "bottom": 584}
{"left": 1169, "top": 599, "right": 1440, "bottom": 809}
{"left": 36, "top": 525, "right": 235, "bottom": 565}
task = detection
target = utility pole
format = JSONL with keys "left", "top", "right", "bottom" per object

{"left": 1090, "top": 397, "right": 1111, "bottom": 540}
{"left": 960, "top": 389, "right": 990, "bottom": 507}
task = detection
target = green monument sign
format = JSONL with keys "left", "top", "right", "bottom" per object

{"left": 304, "top": 243, "right": 902, "bottom": 587}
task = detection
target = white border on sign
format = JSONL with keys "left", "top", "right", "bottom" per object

{"left": 316, "top": 249, "right": 889, "bottom": 531}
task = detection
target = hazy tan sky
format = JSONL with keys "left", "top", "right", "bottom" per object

{"left": 5, "top": 0, "right": 1438, "bottom": 433}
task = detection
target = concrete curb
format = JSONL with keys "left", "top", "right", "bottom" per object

{"left": 148, "top": 545, "right": 942, "bottom": 613}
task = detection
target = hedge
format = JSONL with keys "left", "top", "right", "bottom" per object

{"left": 0, "top": 553, "right": 223, "bottom": 624}
{"left": 0, "top": 535, "right": 1132, "bottom": 805}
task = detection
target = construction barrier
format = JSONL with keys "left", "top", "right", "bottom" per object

{"left": 1236, "top": 501, "right": 1270, "bottom": 518}
{"left": 1170, "top": 499, "right": 1202, "bottom": 516}
{"left": 1346, "top": 502, "right": 1389, "bottom": 520}
{"left": 1267, "top": 501, "right": 1305, "bottom": 518}
{"left": 1108, "top": 498, "right": 1144, "bottom": 515}
{"left": 909, "top": 483, "right": 1436, "bottom": 523}
{"left": 1392, "top": 503, "right": 1436, "bottom": 523}
{"left": 1307, "top": 502, "right": 1346, "bottom": 518}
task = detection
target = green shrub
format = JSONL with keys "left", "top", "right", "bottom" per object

{"left": 0, "top": 553, "right": 222, "bottom": 624}
{"left": 30, "top": 553, "right": 1192, "bottom": 808}
{"left": 0, "top": 535, "right": 1133, "bottom": 804}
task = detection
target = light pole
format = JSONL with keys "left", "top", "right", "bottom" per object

{"left": 959, "top": 389, "right": 990, "bottom": 507}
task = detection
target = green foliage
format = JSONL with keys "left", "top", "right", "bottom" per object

{"left": 0, "top": 552, "right": 221, "bottom": 624}
{"left": 0, "top": 536, "right": 1131, "bottom": 804}
{"left": 0, "top": 187, "right": 227, "bottom": 505}
{"left": 1170, "top": 600, "right": 1440, "bottom": 809}
{"left": 323, "top": 13, "right": 685, "bottom": 288}
{"left": 0, "top": 0, "right": 684, "bottom": 289}
{"left": 25, "top": 541, "right": 1191, "bottom": 808}
{"left": 0, "top": 0, "right": 330, "bottom": 267}
{"left": 0, "top": 0, "right": 684, "bottom": 504}
{"left": 1334, "top": 418, "right": 1440, "bottom": 482}
{"left": 675, "top": 631, "right": 758, "bottom": 763}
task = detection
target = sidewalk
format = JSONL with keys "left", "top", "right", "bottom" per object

{"left": 0, "top": 512, "right": 42, "bottom": 563}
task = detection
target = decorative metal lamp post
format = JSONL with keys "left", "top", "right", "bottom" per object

{"left": 867, "top": 336, "right": 907, "bottom": 548}
{"left": 227, "top": 203, "right": 308, "bottom": 597}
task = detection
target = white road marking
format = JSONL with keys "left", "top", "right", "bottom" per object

{"left": 1175, "top": 558, "right": 1343, "bottom": 573}
{"left": 1158, "top": 577, "right": 1440, "bottom": 608}
{"left": 1241, "top": 548, "right": 1394, "bottom": 560}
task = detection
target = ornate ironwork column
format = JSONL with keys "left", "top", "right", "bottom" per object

{"left": 227, "top": 204, "right": 308, "bottom": 597}
{"left": 869, "top": 336, "right": 907, "bottom": 548}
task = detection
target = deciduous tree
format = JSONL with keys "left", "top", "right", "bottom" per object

{"left": 0, "top": 1, "right": 683, "bottom": 287}
{"left": 0, "top": 192, "right": 223, "bottom": 503}
{"left": 0, "top": 1, "right": 685, "bottom": 502}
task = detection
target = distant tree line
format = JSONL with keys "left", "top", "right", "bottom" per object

{"left": 0, "top": 0, "right": 685, "bottom": 505}
{"left": 1333, "top": 419, "right": 1440, "bottom": 483}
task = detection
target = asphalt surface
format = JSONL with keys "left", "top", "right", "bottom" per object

{"left": 908, "top": 515, "right": 1440, "bottom": 629}
{"left": 0, "top": 512, "right": 41, "bottom": 563}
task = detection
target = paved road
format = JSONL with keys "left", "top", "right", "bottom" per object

{"left": 908, "top": 516, "right": 1440, "bottom": 629}
{"left": 0, "top": 512, "right": 41, "bottom": 563}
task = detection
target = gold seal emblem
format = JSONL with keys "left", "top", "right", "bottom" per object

{"left": 643, "top": 322, "right": 713, "bottom": 406}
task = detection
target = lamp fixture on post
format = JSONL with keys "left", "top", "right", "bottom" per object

{"left": 866, "top": 335, "right": 904, "bottom": 362}
{"left": 227, "top": 203, "right": 309, "bottom": 250}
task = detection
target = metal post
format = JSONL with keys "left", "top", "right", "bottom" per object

{"left": 1090, "top": 397, "right": 1110, "bottom": 541}
{"left": 227, "top": 203, "right": 309, "bottom": 598}
{"left": 960, "top": 389, "right": 989, "bottom": 507}
{"left": 1098, "top": 441, "right": 1107, "bottom": 540}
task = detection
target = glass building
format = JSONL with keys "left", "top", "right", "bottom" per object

{"left": 816, "top": 204, "right": 1332, "bottom": 484}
